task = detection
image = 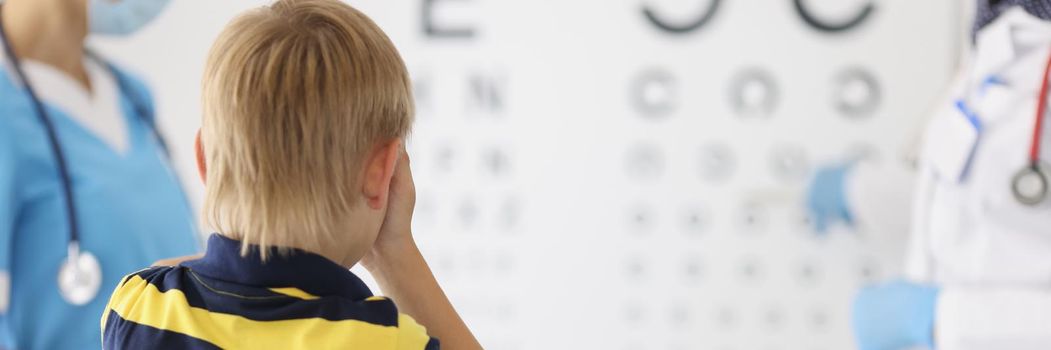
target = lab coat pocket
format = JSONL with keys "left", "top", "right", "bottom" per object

{"left": 920, "top": 103, "right": 980, "bottom": 183}
{"left": 974, "top": 83, "right": 1028, "bottom": 127}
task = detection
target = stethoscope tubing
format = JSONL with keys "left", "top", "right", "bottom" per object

{"left": 1008, "top": 51, "right": 1051, "bottom": 206}
{"left": 1028, "top": 50, "right": 1051, "bottom": 169}
{"left": 0, "top": 7, "right": 82, "bottom": 245}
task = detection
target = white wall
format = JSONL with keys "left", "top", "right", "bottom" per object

{"left": 94, "top": 0, "right": 964, "bottom": 348}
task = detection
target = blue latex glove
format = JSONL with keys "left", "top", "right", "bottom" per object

{"left": 805, "top": 162, "right": 855, "bottom": 234}
{"left": 853, "top": 280, "right": 940, "bottom": 350}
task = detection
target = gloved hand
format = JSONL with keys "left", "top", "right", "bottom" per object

{"left": 853, "top": 280, "right": 940, "bottom": 350}
{"left": 805, "top": 162, "right": 855, "bottom": 234}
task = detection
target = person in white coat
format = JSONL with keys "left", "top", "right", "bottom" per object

{"left": 849, "top": 5, "right": 1051, "bottom": 350}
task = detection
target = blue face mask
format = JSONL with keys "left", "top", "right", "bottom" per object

{"left": 89, "top": 0, "right": 173, "bottom": 36}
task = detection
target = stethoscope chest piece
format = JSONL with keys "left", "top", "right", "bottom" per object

{"left": 1012, "top": 164, "right": 1049, "bottom": 206}
{"left": 1007, "top": 50, "right": 1051, "bottom": 206}
{"left": 57, "top": 243, "right": 102, "bottom": 306}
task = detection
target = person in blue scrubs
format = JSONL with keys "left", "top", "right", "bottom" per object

{"left": 0, "top": 0, "right": 197, "bottom": 349}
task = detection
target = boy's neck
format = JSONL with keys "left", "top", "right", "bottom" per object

{"left": 220, "top": 233, "right": 360, "bottom": 268}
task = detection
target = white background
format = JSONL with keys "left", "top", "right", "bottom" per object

{"left": 95, "top": 0, "right": 965, "bottom": 349}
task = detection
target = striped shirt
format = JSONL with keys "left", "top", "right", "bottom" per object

{"left": 101, "top": 234, "right": 440, "bottom": 350}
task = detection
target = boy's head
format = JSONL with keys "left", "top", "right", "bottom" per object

{"left": 198, "top": 0, "right": 413, "bottom": 265}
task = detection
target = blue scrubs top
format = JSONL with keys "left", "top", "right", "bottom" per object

{"left": 0, "top": 63, "right": 198, "bottom": 349}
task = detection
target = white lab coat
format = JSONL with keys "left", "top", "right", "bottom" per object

{"left": 906, "top": 8, "right": 1051, "bottom": 350}
{"left": 842, "top": 1, "right": 976, "bottom": 254}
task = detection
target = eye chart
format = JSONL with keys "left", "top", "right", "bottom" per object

{"left": 98, "top": 0, "right": 964, "bottom": 349}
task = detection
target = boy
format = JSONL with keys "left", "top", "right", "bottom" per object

{"left": 99, "top": 0, "right": 481, "bottom": 349}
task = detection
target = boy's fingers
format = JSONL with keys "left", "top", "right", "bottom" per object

{"left": 397, "top": 141, "right": 408, "bottom": 162}
{"left": 389, "top": 149, "right": 414, "bottom": 195}
{"left": 397, "top": 149, "right": 413, "bottom": 178}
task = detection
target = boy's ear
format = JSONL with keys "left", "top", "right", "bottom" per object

{"left": 363, "top": 139, "right": 402, "bottom": 210}
{"left": 195, "top": 129, "right": 207, "bottom": 184}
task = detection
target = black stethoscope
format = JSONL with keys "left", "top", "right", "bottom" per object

{"left": 0, "top": 8, "right": 174, "bottom": 306}
{"left": 1011, "top": 52, "right": 1051, "bottom": 206}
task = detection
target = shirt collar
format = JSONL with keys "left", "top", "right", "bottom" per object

{"left": 972, "top": 7, "right": 1051, "bottom": 84}
{"left": 183, "top": 234, "right": 374, "bottom": 300}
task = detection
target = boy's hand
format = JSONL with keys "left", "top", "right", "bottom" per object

{"left": 359, "top": 146, "right": 484, "bottom": 350}
{"left": 361, "top": 146, "right": 416, "bottom": 269}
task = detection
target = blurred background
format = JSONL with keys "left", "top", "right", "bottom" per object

{"left": 94, "top": 0, "right": 969, "bottom": 349}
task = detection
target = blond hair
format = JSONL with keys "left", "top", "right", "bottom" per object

{"left": 201, "top": 0, "right": 413, "bottom": 258}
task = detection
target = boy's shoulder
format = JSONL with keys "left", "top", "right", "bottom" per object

{"left": 102, "top": 265, "right": 187, "bottom": 324}
{"left": 100, "top": 265, "right": 196, "bottom": 349}
{"left": 101, "top": 264, "right": 439, "bottom": 349}
{"left": 112, "top": 264, "right": 185, "bottom": 294}
{"left": 109, "top": 265, "right": 181, "bottom": 298}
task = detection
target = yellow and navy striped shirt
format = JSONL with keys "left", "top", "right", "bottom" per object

{"left": 101, "top": 234, "right": 439, "bottom": 350}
